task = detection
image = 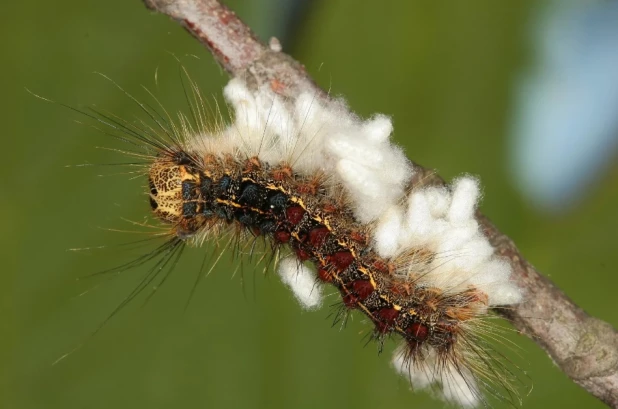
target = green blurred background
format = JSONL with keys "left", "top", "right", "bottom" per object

{"left": 4, "top": 0, "right": 617, "bottom": 408}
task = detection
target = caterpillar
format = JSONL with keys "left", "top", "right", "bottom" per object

{"left": 79, "top": 73, "right": 524, "bottom": 407}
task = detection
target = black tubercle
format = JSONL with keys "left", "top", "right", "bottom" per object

{"left": 200, "top": 176, "right": 212, "bottom": 197}
{"left": 181, "top": 179, "right": 198, "bottom": 218}
{"left": 258, "top": 220, "right": 276, "bottom": 234}
{"left": 149, "top": 178, "right": 158, "bottom": 195}
{"left": 238, "top": 182, "right": 267, "bottom": 208}
{"left": 236, "top": 210, "right": 257, "bottom": 226}
{"left": 268, "top": 192, "right": 288, "bottom": 211}
{"left": 218, "top": 175, "right": 232, "bottom": 193}
{"left": 183, "top": 202, "right": 198, "bottom": 218}
{"left": 182, "top": 180, "right": 196, "bottom": 201}
{"left": 174, "top": 151, "right": 196, "bottom": 166}
{"left": 149, "top": 196, "right": 158, "bottom": 210}
{"left": 148, "top": 177, "right": 158, "bottom": 211}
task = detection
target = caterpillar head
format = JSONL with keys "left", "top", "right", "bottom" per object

{"left": 148, "top": 153, "right": 211, "bottom": 237}
{"left": 148, "top": 158, "right": 184, "bottom": 223}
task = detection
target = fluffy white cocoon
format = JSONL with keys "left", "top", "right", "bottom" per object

{"left": 382, "top": 178, "right": 521, "bottom": 406}
{"left": 277, "top": 257, "right": 322, "bottom": 310}
{"left": 392, "top": 346, "right": 480, "bottom": 408}
{"left": 377, "top": 176, "right": 522, "bottom": 307}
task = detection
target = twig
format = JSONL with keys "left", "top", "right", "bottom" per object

{"left": 142, "top": 0, "right": 618, "bottom": 406}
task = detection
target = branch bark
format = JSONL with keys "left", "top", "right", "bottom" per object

{"left": 143, "top": 0, "right": 618, "bottom": 406}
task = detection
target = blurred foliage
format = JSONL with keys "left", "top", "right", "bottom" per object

{"left": 2, "top": 0, "right": 617, "bottom": 408}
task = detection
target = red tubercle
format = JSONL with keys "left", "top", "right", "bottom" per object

{"left": 286, "top": 206, "right": 305, "bottom": 225}
{"left": 467, "top": 288, "right": 489, "bottom": 305}
{"left": 295, "top": 247, "right": 311, "bottom": 261}
{"left": 374, "top": 308, "right": 400, "bottom": 333}
{"left": 351, "top": 280, "right": 374, "bottom": 301}
{"left": 272, "top": 165, "right": 293, "bottom": 181}
{"left": 250, "top": 226, "right": 261, "bottom": 236}
{"left": 435, "top": 321, "right": 458, "bottom": 336}
{"left": 349, "top": 230, "right": 368, "bottom": 245}
{"left": 328, "top": 251, "right": 354, "bottom": 271}
{"left": 406, "top": 322, "right": 429, "bottom": 341}
{"left": 274, "top": 230, "right": 291, "bottom": 243}
{"left": 372, "top": 259, "right": 392, "bottom": 274}
{"left": 342, "top": 280, "right": 374, "bottom": 309}
{"left": 322, "top": 203, "right": 338, "bottom": 214}
{"left": 270, "top": 79, "right": 286, "bottom": 94}
{"left": 388, "top": 283, "right": 415, "bottom": 297}
{"left": 376, "top": 307, "right": 399, "bottom": 323}
{"left": 342, "top": 293, "right": 358, "bottom": 308}
{"left": 297, "top": 183, "right": 318, "bottom": 195}
{"left": 317, "top": 268, "right": 333, "bottom": 283}
{"left": 243, "top": 157, "right": 262, "bottom": 172}
{"left": 407, "top": 340, "right": 421, "bottom": 351}
{"left": 309, "top": 227, "right": 330, "bottom": 247}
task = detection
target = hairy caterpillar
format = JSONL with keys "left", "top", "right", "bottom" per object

{"left": 69, "top": 70, "right": 524, "bottom": 407}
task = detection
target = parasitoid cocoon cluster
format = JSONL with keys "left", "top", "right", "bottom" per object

{"left": 188, "top": 79, "right": 523, "bottom": 408}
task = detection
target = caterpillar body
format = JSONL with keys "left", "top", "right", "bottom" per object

{"left": 151, "top": 150, "right": 475, "bottom": 347}
{"left": 88, "top": 76, "right": 524, "bottom": 407}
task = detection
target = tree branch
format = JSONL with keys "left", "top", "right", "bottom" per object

{"left": 142, "top": 0, "right": 618, "bottom": 406}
